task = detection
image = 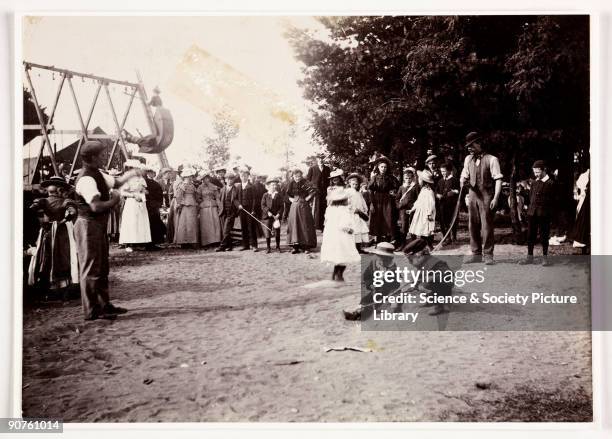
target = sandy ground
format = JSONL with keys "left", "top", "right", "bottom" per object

{"left": 21, "top": 226, "right": 592, "bottom": 422}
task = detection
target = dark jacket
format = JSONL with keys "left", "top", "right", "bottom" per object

{"left": 261, "top": 192, "right": 285, "bottom": 220}
{"left": 527, "top": 176, "right": 556, "bottom": 217}
{"left": 306, "top": 164, "right": 331, "bottom": 195}
{"left": 145, "top": 177, "right": 164, "bottom": 210}
{"left": 240, "top": 182, "right": 256, "bottom": 213}
{"left": 219, "top": 183, "right": 242, "bottom": 217}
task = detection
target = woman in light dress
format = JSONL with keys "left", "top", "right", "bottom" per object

{"left": 345, "top": 173, "right": 370, "bottom": 253}
{"left": 174, "top": 168, "right": 199, "bottom": 248}
{"left": 408, "top": 169, "right": 436, "bottom": 249}
{"left": 320, "top": 169, "right": 361, "bottom": 281}
{"left": 196, "top": 173, "right": 222, "bottom": 248}
{"left": 119, "top": 160, "right": 151, "bottom": 251}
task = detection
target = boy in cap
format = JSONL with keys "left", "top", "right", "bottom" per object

{"left": 260, "top": 179, "right": 284, "bottom": 253}
{"left": 519, "top": 160, "right": 556, "bottom": 266}
{"left": 74, "top": 141, "right": 140, "bottom": 320}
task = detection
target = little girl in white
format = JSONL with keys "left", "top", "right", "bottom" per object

{"left": 408, "top": 169, "right": 436, "bottom": 249}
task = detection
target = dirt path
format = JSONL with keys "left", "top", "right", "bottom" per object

{"left": 21, "top": 230, "right": 592, "bottom": 422}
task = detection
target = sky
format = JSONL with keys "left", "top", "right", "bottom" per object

{"left": 22, "top": 15, "right": 326, "bottom": 176}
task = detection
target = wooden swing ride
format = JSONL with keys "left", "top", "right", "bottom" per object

{"left": 23, "top": 61, "right": 174, "bottom": 186}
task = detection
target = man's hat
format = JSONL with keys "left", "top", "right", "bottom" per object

{"left": 80, "top": 140, "right": 106, "bottom": 157}
{"left": 266, "top": 178, "right": 280, "bottom": 185}
{"left": 402, "top": 237, "right": 430, "bottom": 255}
{"left": 40, "top": 175, "right": 70, "bottom": 189}
{"left": 214, "top": 167, "right": 227, "bottom": 173}
{"left": 532, "top": 160, "right": 546, "bottom": 169}
{"left": 425, "top": 154, "right": 438, "bottom": 164}
{"left": 367, "top": 242, "right": 400, "bottom": 257}
{"left": 465, "top": 131, "right": 482, "bottom": 148}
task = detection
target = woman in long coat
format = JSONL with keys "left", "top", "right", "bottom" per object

{"left": 286, "top": 169, "right": 317, "bottom": 253}
{"left": 196, "top": 173, "right": 223, "bottom": 247}
{"left": 368, "top": 156, "right": 399, "bottom": 243}
{"left": 396, "top": 167, "right": 419, "bottom": 247}
{"left": 174, "top": 168, "right": 199, "bottom": 247}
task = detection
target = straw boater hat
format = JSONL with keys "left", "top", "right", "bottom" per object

{"left": 425, "top": 154, "right": 438, "bottom": 164}
{"left": 417, "top": 169, "right": 434, "bottom": 184}
{"left": 465, "top": 131, "right": 482, "bottom": 148}
{"left": 40, "top": 175, "right": 70, "bottom": 189}
{"left": 181, "top": 167, "right": 196, "bottom": 178}
{"left": 329, "top": 169, "right": 344, "bottom": 181}
{"left": 367, "top": 242, "right": 400, "bottom": 257}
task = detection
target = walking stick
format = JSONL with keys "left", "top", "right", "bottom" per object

{"left": 240, "top": 208, "right": 273, "bottom": 233}
{"left": 432, "top": 185, "right": 465, "bottom": 253}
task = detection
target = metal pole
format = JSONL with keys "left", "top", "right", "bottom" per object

{"left": 24, "top": 61, "right": 139, "bottom": 88}
{"left": 69, "top": 82, "right": 102, "bottom": 176}
{"left": 24, "top": 66, "right": 60, "bottom": 179}
{"left": 106, "top": 87, "right": 137, "bottom": 169}
{"left": 104, "top": 83, "right": 131, "bottom": 162}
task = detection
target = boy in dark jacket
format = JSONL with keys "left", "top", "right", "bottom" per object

{"left": 261, "top": 179, "right": 285, "bottom": 253}
{"left": 519, "top": 160, "right": 556, "bottom": 266}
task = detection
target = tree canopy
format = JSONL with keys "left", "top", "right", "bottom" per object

{"left": 287, "top": 15, "right": 589, "bottom": 179}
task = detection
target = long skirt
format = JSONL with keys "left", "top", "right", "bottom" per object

{"left": 199, "top": 205, "right": 222, "bottom": 246}
{"left": 119, "top": 198, "right": 151, "bottom": 244}
{"left": 175, "top": 205, "right": 199, "bottom": 244}
{"left": 286, "top": 199, "right": 317, "bottom": 248}
{"left": 166, "top": 198, "right": 177, "bottom": 243}
{"left": 369, "top": 192, "right": 395, "bottom": 237}
{"left": 570, "top": 192, "right": 590, "bottom": 245}
{"left": 28, "top": 221, "right": 79, "bottom": 290}
{"left": 321, "top": 206, "right": 360, "bottom": 265}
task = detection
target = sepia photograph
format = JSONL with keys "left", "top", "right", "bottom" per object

{"left": 17, "top": 14, "right": 594, "bottom": 424}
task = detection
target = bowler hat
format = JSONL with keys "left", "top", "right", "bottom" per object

{"left": 465, "top": 131, "right": 482, "bottom": 148}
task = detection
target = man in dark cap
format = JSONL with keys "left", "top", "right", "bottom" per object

{"left": 73, "top": 141, "right": 139, "bottom": 320}
{"left": 519, "top": 160, "right": 556, "bottom": 266}
{"left": 460, "top": 132, "right": 503, "bottom": 265}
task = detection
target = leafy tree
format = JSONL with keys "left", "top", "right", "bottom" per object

{"left": 203, "top": 111, "right": 239, "bottom": 171}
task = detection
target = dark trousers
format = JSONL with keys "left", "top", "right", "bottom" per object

{"left": 440, "top": 198, "right": 458, "bottom": 240}
{"left": 467, "top": 189, "right": 495, "bottom": 255}
{"left": 74, "top": 217, "right": 110, "bottom": 318}
{"left": 527, "top": 214, "right": 551, "bottom": 255}
{"left": 240, "top": 211, "right": 258, "bottom": 249}
{"left": 219, "top": 213, "right": 236, "bottom": 248}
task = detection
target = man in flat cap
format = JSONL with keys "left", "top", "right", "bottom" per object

{"left": 73, "top": 141, "right": 139, "bottom": 320}
{"left": 460, "top": 132, "right": 503, "bottom": 265}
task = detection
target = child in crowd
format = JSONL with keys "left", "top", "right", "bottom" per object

{"left": 345, "top": 173, "right": 370, "bottom": 253}
{"left": 261, "top": 179, "right": 285, "bottom": 253}
{"left": 407, "top": 169, "right": 436, "bottom": 249}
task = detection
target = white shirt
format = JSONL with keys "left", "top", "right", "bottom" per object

{"left": 75, "top": 171, "right": 115, "bottom": 204}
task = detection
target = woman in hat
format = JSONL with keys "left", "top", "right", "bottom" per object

{"left": 321, "top": 170, "right": 360, "bottom": 281}
{"left": 27, "top": 177, "right": 79, "bottom": 294}
{"left": 196, "top": 172, "right": 222, "bottom": 248}
{"left": 118, "top": 160, "right": 151, "bottom": 251}
{"left": 346, "top": 173, "right": 370, "bottom": 252}
{"left": 174, "top": 167, "right": 199, "bottom": 248}
{"left": 396, "top": 167, "right": 420, "bottom": 248}
{"left": 407, "top": 169, "right": 437, "bottom": 248}
{"left": 368, "top": 155, "right": 400, "bottom": 243}
{"left": 286, "top": 168, "right": 317, "bottom": 254}
{"left": 260, "top": 179, "right": 285, "bottom": 253}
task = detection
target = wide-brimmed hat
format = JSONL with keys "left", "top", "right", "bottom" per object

{"left": 402, "top": 237, "right": 430, "bottom": 255}
{"left": 40, "top": 175, "right": 70, "bottom": 189}
{"left": 425, "top": 154, "right": 438, "bottom": 164}
{"left": 327, "top": 187, "right": 349, "bottom": 202}
{"left": 329, "top": 169, "right": 344, "bottom": 179}
{"left": 374, "top": 155, "right": 392, "bottom": 167}
{"left": 181, "top": 167, "right": 196, "bottom": 177}
{"left": 124, "top": 159, "right": 144, "bottom": 169}
{"left": 465, "top": 131, "right": 482, "bottom": 148}
{"left": 417, "top": 169, "right": 434, "bottom": 184}
{"left": 367, "top": 242, "right": 398, "bottom": 258}
{"left": 346, "top": 173, "right": 364, "bottom": 183}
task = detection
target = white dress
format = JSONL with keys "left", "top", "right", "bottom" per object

{"left": 409, "top": 185, "right": 436, "bottom": 237}
{"left": 119, "top": 176, "right": 152, "bottom": 244}
{"left": 346, "top": 187, "right": 370, "bottom": 243}
{"left": 320, "top": 187, "right": 361, "bottom": 265}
